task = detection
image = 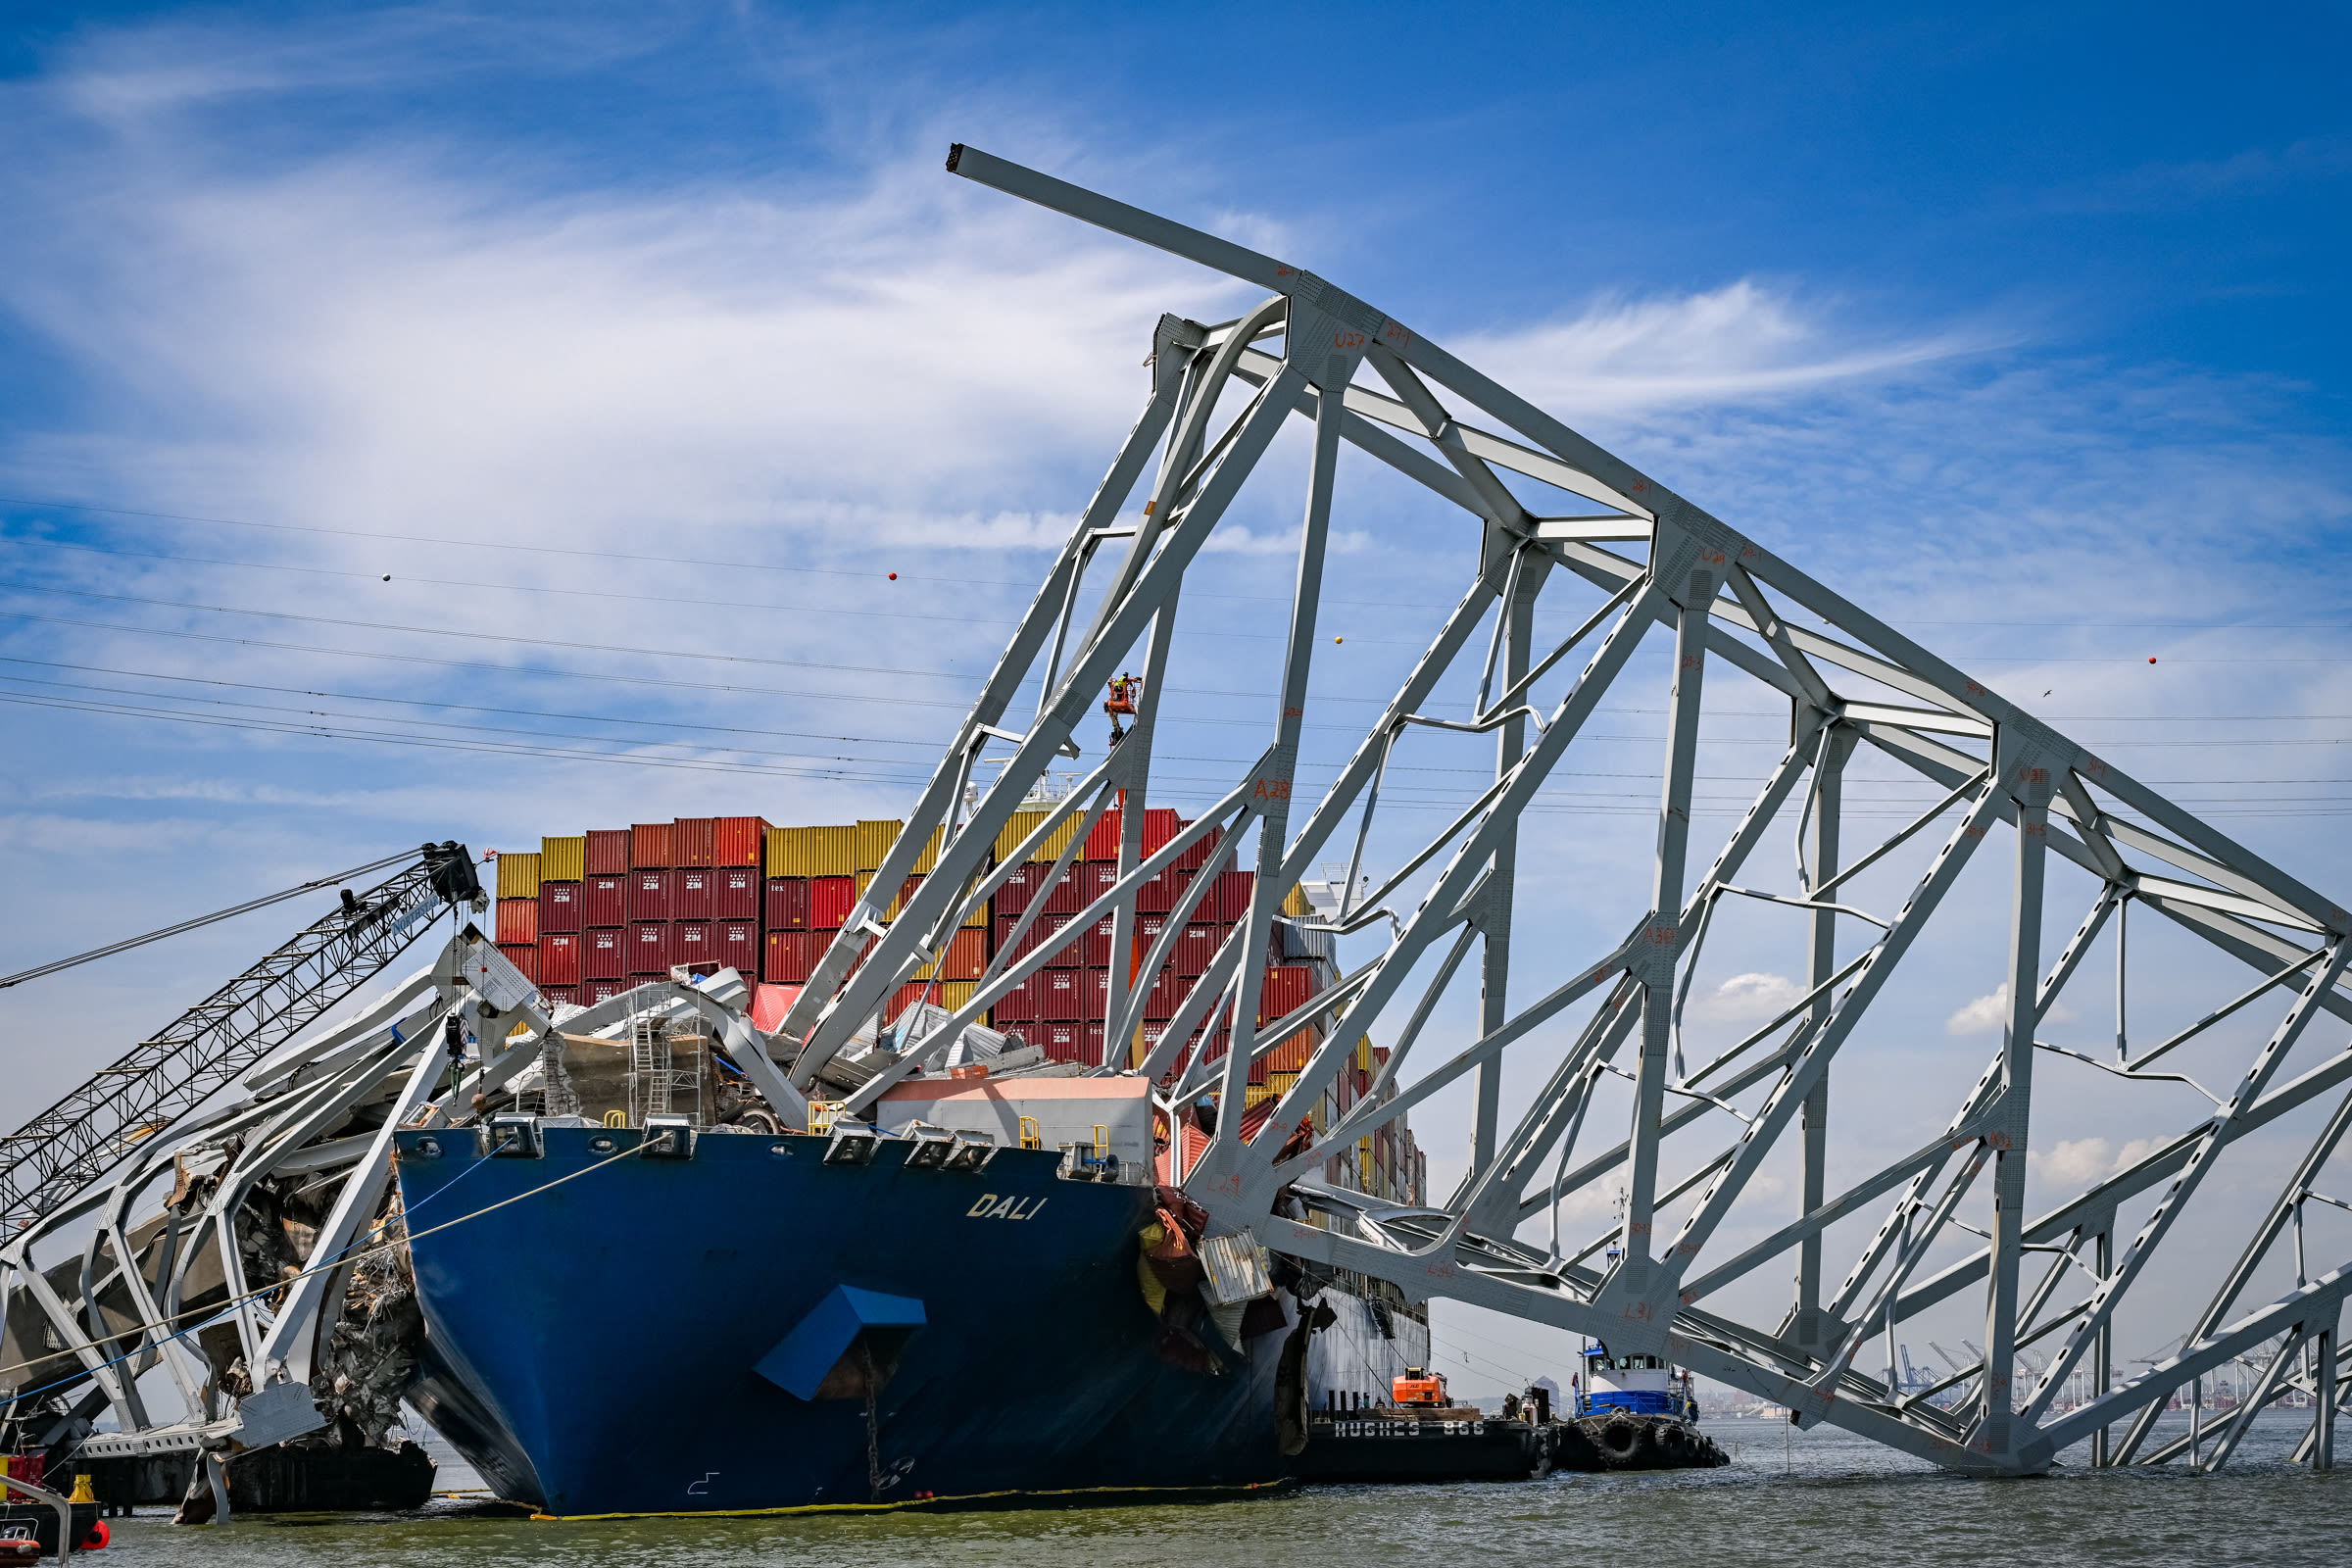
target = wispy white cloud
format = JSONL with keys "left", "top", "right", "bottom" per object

{"left": 1692, "top": 970, "right": 1804, "bottom": 1022}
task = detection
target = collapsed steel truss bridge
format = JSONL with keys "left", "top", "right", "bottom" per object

{"left": 779, "top": 145, "right": 2352, "bottom": 1476}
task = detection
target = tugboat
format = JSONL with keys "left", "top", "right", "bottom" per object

{"left": 1291, "top": 1366, "right": 1551, "bottom": 1483}
{"left": 1558, "top": 1342, "right": 1729, "bottom": 1471}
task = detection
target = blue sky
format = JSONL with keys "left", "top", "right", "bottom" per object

{"left": 4, "top": 2, "right": 2350, "bottom": 1387}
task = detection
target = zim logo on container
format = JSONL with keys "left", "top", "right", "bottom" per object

{"left": 965, "top": 1193, "right": 1050, "bottom": 1221}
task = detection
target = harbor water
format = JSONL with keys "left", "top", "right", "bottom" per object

{"left": 84, "top": 1412, "right": 2344, "bottom": 1566}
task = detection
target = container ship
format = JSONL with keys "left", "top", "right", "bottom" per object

{"left": 396, "top": 802, "right": 1433, "bottom": 1515}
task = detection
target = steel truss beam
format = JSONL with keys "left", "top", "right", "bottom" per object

{"left": 782, "top": 145, "right": 2352, "bottom": 1477}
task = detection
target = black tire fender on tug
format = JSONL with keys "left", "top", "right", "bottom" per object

{"left": 1594, "top": 1414, "right": 1651, "bottom": 1466}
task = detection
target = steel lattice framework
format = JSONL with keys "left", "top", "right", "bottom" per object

{"left": 778, "top": 146, "right": 2352, "bottom": 1477}
{"left": 0, "top": 854, "right": 462, "bottom": 1231}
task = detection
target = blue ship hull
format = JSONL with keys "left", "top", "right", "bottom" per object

{"left": 393, "top": 1126, "right": 1287, "bottom": 1516}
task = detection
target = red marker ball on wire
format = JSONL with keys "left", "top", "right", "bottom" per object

{"left": 2148, "top": 657, "right": 2156, "bottom": 663}
{"left": 889, "top": 572, "right": 898, "bottom": 580}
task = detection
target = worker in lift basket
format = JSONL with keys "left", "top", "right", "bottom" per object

{"left": 1104, "top": 672, "right": 1140, "bottom": 746}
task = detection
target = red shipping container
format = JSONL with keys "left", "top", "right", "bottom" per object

{"left": 498, "top": 897, "right": 539, "bottom": 944}
{"left": 672, "top": 919, "right": 712, "bottom": 970}
{"left": 585, "top": 828, "right": 631, "bottom": 876}
{"left": 1145, "top": 970, "right": 1178, "bottom": 1021}
{"left": 627, "top": 869, "right": 673, "bottom": 921}
{"left": 1082, "top": 808, "right": 1120, "bottom": 862}
{"left": 541, "top": 983, "right": 581, "bottom": 1008}
{"left": 1141, "top": 808, "right": 1179, "bottom": 856}
{"left": 994, "top": 862, "right": 1039, "bottom": 916}
{"left": 891, "top": 982, "right": 931, "bottom": 1021}
{"left": 1080, "top": 859, "right": 1119, "bottom": 907}
{"left": 943, "top": 927, "right": 987, "bottom": 981}
{"left": 586, "top": 926, "right": 625, "bottom": 981}
{"left": 539, "top": 880, "right": 581, "bottom": 934}
{"left": 1085, "top": 966, "right": 1112, "bottom": 1016}
{"left": 765, "top": 929, "right": 814, "bottom": 985}
{"left": 585, "top": 874, "right": 626, "bottom": 926}
{"left": 675, "top": 866, "right": 713, "bottom": 920}
{"left": 1039, "top": 1020, "right": 1083, "bottom": 1063}
{"left": 1043, "top": 868, "right": 1084, "bottom": 917}
{"left": 1174, "top": 821, "right": 1222, "bottom": 873}
{"left": 714, "top": 815, "right": 769, "bottom": 867}
{"left": 809, "top": 876, "right": 856, "bottom": 930}
{"left": 1176, "top": 922, "right": 1217, "bottom": 978}
{"left": 766, "top": 877, "right": 810, "bottom": 930}
{"left": 1134, "top": 912, "right": 1168, "bottom": 965}
{"left": 716, "top": 919, "right": 759, "bottom": 974}
{"left": 587, "top": 978, "right": 623, "bottom": 1005}
{"left": 672, "top": 816, "right": 715, "bottom": 867}
{"left": 539, "top": 931, "right": 583, "bottom": 986}
{"left": 497, "top": 942, "right": 539, "bottom": 984}
{"left": 630, "top": 822, "right": 674, "bottom": 869}
{"left": 629, "top": 920, "right": 671, "bottom": 973}
{"left": 715, "top": 865, "right": 760, "bottom": 919}
{"left": 1263, "top": 1028, "right": 1315, "bottom": 1073}
{"left": 993, "top": 973, "right": 1037, "bottom": 1021}
{"left": 1213, "top": 869, "right": 1255, "bottom": 922}
{"left": 1086, "top": 1019, "right": 1107, "bottom": 1063}
{"left": 1259, "top": 964, "right": 1318, "bottom": 1025}
{"left": 1040, "top": 968, "right": 1082, "bottom": 1021}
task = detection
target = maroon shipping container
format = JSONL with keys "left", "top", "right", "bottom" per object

{"left": 672, "top": 816, "right": 715, "bottom": 868}
{"left": 714, "top": 815, "right": 768, "bottom": 868}
{"left": 765, "top": 929, "right": 815, "bottom": 985}
{"left": 584, "top": 874, "right": 625, "bottom": 926}
{"left": 497, "top": 897, "right": 538, "bottom": 945}
{"left": 1076, "top": 913, "right": 1116, "bottom": 969}
{"left": 540, "top": 931, "right": 583, "bottom": 987}
{"left": 809, "top": 876, "right": 856, "bottom": 930}
{"left": 1145, "top": 969, "right": 1179, "bottom": 1021}
{"left": 675, "top": 867, "right": 713, "bottom": 920}
{"left": 1135, "top": 912, "right": 1168, "bottom": 964}
{"left": 715, "top": 865, "right": 760, "bottom": 919}
{"left": 497, "top": 942, "right": 539, "bottom": 985}
{"left": 1086, "top": 1019, "right": 1108, "bottom": 1062}
{"left": 995, "top": 861, "right": 1039, "bottom": 916}
{"left": 586, "top": 978, "right": 623, "bottom": 1005}
{"left": 766, "top": 877, "right": 811, "bottom": 930}
{"left": 626, "top": 869, "right": 673, "bottom": 922}
{"left": 1259, "top": 964, "right": 1318, "bottom": 1023}
{"left": 539, "top": 880, "right": 582, "bottom": 934}
{"left": 673, "top": 920, "right": 712, "bottom": 970}
{"left": 585, "top": 828, "right": 631, "bottom": 877}
{"left": 1080, "top": 859, "right": 1119, "bottom": 907}
{"left": 1085, "top": 965, "right": 1112, "bottom": 1016}
{"left": 1042, "top": 868, "right": 1084, "bottom": 917}
{"left": 1038, "top": 1020, "right": 1083, "bottom": 1063}
{"left": 1039, "top": 968, "right": 1082, "bottom": 1021}
{"left": 993, "top": 973, "right": 1037, "bottom": 1022}
{"left": 629, "top": 920, "right": 671, "bottom": 974}
{"left": 1176, "top": 922, "right": 1217, "bottom": 978}
{"left": 541, "top": 984, "right": 581, "bottom": 1008}
{"left": 586, "top": 927, "right": 625, "bottom": 981}
{"left": 1137, "top": 869, "right": 1176, "bottom": 914}
{"left": 716, "top": 919, "right": 759, "bottom": 974}
{"left": 1213, "top": 869, "right": 1255, "bottom": 922}
{"left": 1031, "top": 913, "right": 1077, "bottom": 967}
{"left": 630, "top": 822, "right": 674, "bottom": 869}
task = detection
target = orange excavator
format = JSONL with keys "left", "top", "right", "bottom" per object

{"left": 1392, "top": 1366, "right": 1449, "bottom": 1406}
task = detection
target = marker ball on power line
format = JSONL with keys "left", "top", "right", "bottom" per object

{"left": 889, "top": 572, "right": 898, "bottom": 580}
{"left": 2148, "top": 657, "right": 2157, "bottom": 663}
{"left": 1334, "top": 636, "right": 1343, "bottom": 644}
{"left": 381, "top": 574, "right": 391, "bottom": 581}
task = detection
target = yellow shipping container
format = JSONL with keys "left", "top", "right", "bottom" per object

{"left": 855, "top": 869, "right": 876, "bottom": 905}
{"left": 941, "top": 979, "right": 978, "bottom": 1013}
{"left": 809, "top": 825, "right": 857, "bottom": 877}
{"left": 1245, "top": 1083, "right": 1280, "bottom": 1108}
{"left": 1355, "top": 1035, "right": 1372, "bottom": 1072}
{"left": 994, "top": 809, "right": 1048, "bottom": 864}
{"left": 538, "top": 835, "right": 585, "bottom": 882}
{"left": 765, "top": 825, "right": 815, "bottom": 877}
{"left": 495, "top": 852, "right": 541, "bottom": 901}
{"left": 854, "top": 818, "right": 903, "bottom": 873}
{"left": 910, "top": 825, "right": 944, "bottom": 875}
{"left": 1283, "top": 882, "right": 1313, "bottom": 919}
{"left": 1029, "top": 813, "right": 1083, "bottom": 865}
